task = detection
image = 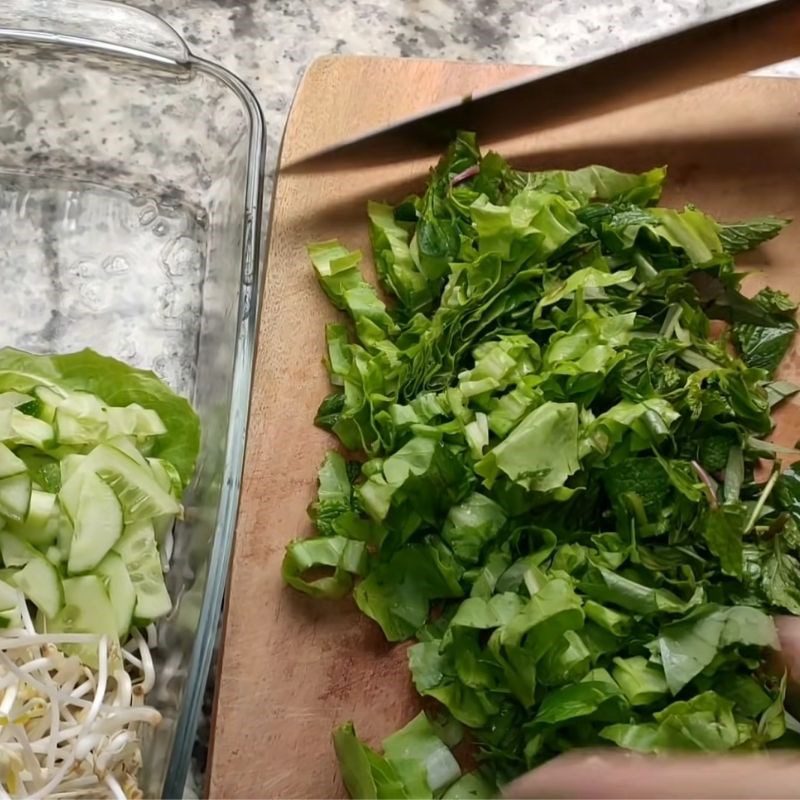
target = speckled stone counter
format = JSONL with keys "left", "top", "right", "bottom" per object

{"left": 120, "top": 0, "right": 799, "bottom": 794}
{"left": 133, "top": 0, "right": 799, "bottom": 174}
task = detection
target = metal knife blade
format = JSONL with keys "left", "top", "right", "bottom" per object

{"left": 281, "top": 0, "right": 800, "bottom": 173}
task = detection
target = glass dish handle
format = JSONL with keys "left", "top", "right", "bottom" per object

{"left": 0, "top": 0, "right": 190, "bottom": 63}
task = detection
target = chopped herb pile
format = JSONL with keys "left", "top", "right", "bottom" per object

{"left": 283, "top": 133, "right": 799, "bottom": 798}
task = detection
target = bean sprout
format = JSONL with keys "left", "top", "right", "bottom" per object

{"left": 0, "top": 591, "right": 161, "bottom": 798}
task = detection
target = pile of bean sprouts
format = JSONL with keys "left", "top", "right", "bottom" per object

{"left": 0, "top": 589, "right": 161, "bottom": 799}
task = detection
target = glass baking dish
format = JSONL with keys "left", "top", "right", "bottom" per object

{"left": 0, "top": 0, "right": 265, "bottom": 795}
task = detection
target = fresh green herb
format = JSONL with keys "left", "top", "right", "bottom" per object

{"left": 283, "top": 133, "right": 798, "bottom": 795}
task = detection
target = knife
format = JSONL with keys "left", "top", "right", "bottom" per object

{"left": 282, "top": 0, "right": 800, "bottom": 172}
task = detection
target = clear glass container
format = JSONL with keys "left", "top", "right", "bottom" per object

{"left": 0, "top": 1, "right": 266, "bottom": 795}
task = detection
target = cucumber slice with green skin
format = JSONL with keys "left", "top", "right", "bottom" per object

{"left": 45, "top": 545, "right": 63, "bottom": 566}
{"left": 0, "top": 472, "right": 32, "bottom": 523}
{"left": 148, "top": 458, "right": 180, "bottom": 548}
{"left": 0, "top": 578, "right": 21, "bottom": 629}
{"left": 95, "top": 551, "right": 136, "bottom": 637}
{"left": 0, "top": 442, "right": 26, "bottom": 479}
{"left": 0, "top": 391, "right": 35, "bottom": 410}
{"left": 4, "top": 410, "right": 54, "bottom": 449}
{"left": 34, "top": 385, "right": 68, "bottom": 408}
{"left": 113, "top": 520, "right": 172, "bottom": 621}
{"left": 0, "top": 577, "right": 18, "bottom": 608}
{"left": 56, "top": 507, "right": 73, "bottom": 565}
{"left": 16, "top": 447, "right": 61, "bottom": 494}
{"left": 55, "top": 408, "right": 108, "bottom": 446}
{"left": 67, "top": 471, "right": 123, "bottom": 574}
{"left": 107, "top": 405, "right": 167, "bottom": 438}
{"left": 60, "top": 454, "right": 86, "bottom": 488}
{"left": 33, "top": 385, "right": 67, "bottom": 425}
{"left": 10, "top": 557, "right": 63, "bottom": 618}
{"left": 63, "top": 444, "right": 180, "bottom": 523}
{"left": 10, "top": 489, "right": 59, "bottom": 548}
{"left": 106, "top": 435, "right": 149, "bottom": 468}
{"left": 54, "top": 391, "right": 109, "bottom": 445}
{"left": 0, "top": 531, "right": 40, "bottom": 567}
{"left": 152, "top": 513, "right": 175, "bottom": 553}
{"left": 58, "top": 468, "right": 83, "bottom": 524}
{"left": 148, "top": 457, "right": 183, "bottom": 497}
{"left": 47, "top": 575, "right": 118, "bottom": 669}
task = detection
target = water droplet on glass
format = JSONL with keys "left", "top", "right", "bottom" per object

{"left": 138, "top": 206, "right": 157, "bottom": 226}
{"left": 68, "top": 260, "right": 94, "bottom": 278}
{"left": 116, "top": 338, "right": 137, "bottom": 360}
{"left": 103, "top": 254, "right": 129, "bottom": 274}
{"left": 79, "top": 280, "right": 109, "bottom": 312}
{"left": 160, "top": 235, "right": 202, "bottom": 278}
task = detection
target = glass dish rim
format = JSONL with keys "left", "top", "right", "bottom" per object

{"left": 0, "top": 4, "right": 267, "bottom": 796}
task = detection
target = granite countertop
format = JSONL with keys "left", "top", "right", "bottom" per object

{"left": 133, "top": 0, "right": 799, "bottom": 173}
{"left": 121, "top": 0, "right": 797, "bottom": 794}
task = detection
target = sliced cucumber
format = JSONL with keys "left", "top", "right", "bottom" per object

{"left": 54, "top": 391, "right": 109, "bottom": 445}
{"left": 0, "top": 442, "right": 26, "bottom": 479}
{"left": 34, "top": 385, "right": 68, "bottom": 408}
{"left": 113, "top": 520, "right": 172, "bottom": 621}
{"left": 10, "top": 489, "right": 59, "bottom": 548}
{"left": 46, "top": 575, "right": 117, "bottom": 668}
{"left": 16, "top": 448, "right": 61, "bottom": 494}
{"left": 107, "top": 404, "right": 166, "bottom": 438}
{"left": 0, "top": 577, "right": 18, "bottom": 607}
{"left": 34, "top": 385, "right": 69, "bottom": 425}
{"left": 0, "top": 472, "right": 32, "bottom": 523}
{"left": 148, "top": 457, "right": 183, "bottom": 496}
{"left": 0, "top": 391, "right": 35, "bottom": 410}
{"left": 46, "top": 544, "right": 63, "bottom": 566}
{"left": 5, "top": 410, "right": 54, "bottom": 449}
{"left": 106, "top": 435, "right": 149, "bottom": 468}
{"left": 10, "top": 557, "right": 63, "bottom": 618}
{"left": 65, "top": 443, "right": 180, "bottom": 523}
{"left": 58, "top": 468, "right": 84, "bottom": 524}
{"left": 60, "top": 454, "right": 86, "bottom": 488}
{"left": 56, "top": 506, "right": 73, "bottom": 564}
{"left": 0, "top": 531, "right": 40, "bottom": 567}
{"left": 148, "top": 458, "right": 179, "bottom": 547}
{"left": 0, "top": 578, "right": 21, "bottom": 629}
{"left": 55, "top": 410, "right": 106, "bottom": 446}
{"left": 152, "top": 513, "right": 175, "bottom": 554}
{"left": 95, "top": 551, "right": 136, "bottom": 637}
{"left": 67, "top": 471, "right": 123, "bottom": 574}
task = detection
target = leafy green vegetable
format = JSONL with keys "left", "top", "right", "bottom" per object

{"left": 656, "top": 605, "right": 778, "bottom": 694}
{"left": 333, "top": 722, "right": 409, "bottom": 799}
{"left": 475, "top": 402, "right": 579, "bottom": 492}
{"left": 601, "top": 691, "right": 751, "bottom": 752}
{"left": 0, "top": 347, "right": 198, "bottom": 664}
{"left": 733, "top": 289, "right": 798, "bottom": 376}
{"left": 282, "top": 536, "right": 368, "bottom": 599}
{"left": 333, "top": 714, "right": 462, "bottom": 800}
{"left": 612, "top": 657, "right": 668, "bottom": 706}
{"left": 717, "top": 216, "right": 790, "bottom": 254}
{"left": 283, "top": 133, "right": 799, "bottom": 794}
{"left": 0, "top": 348, "right": 200, "bottom": 486}
{"left": 703, "top": 504, "right": 746, "bottom": 577}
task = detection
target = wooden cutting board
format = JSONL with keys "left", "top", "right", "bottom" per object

{"left": 208, "top": 56, "right": 800, "bottom": 799}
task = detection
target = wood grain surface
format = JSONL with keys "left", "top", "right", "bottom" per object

{"left": 208, "top": 56, "right": 800, "bottom": 799}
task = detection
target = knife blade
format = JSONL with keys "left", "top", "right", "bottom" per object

{"left": 282, "top": 0, "right": 800, "bottom": 173}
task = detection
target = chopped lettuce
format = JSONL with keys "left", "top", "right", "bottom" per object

{"left": 283, "top": 133, "right": 799, "bottom": 794}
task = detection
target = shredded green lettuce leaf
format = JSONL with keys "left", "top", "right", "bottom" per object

{"left": 283, "top": 133, "right": 799, "bottom": 796}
